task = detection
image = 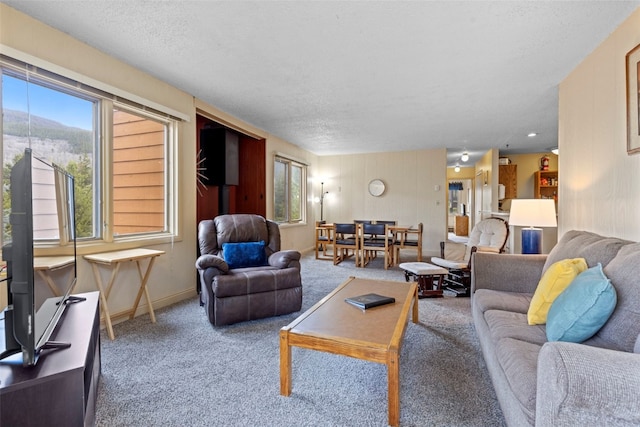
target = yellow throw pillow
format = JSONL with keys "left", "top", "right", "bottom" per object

{"left": 527, "top": 258, "right": 588, "bottom": 325}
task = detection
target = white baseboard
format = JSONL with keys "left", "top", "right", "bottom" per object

{"left": 100, "top": 288, "right": 198, "bottom": 329}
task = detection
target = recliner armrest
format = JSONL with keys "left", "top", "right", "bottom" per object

{"left": 269, "top": 250, "right": 301, "bottom": 269}
{"left": 195, "top": 254, "right": 230, "bottom": 273}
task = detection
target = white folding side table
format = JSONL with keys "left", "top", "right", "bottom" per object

{"left": 34, "top": 255, "right": 76, "bottom": 296}
{"left": 84, "top": 248, "right": 165, "bottom": 340}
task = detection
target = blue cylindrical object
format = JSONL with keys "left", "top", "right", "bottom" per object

{"left": 522, "top": 228, "right": 542, "bottom": 254}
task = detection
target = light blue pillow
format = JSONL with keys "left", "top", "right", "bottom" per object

{"left": 222, "top": 241, "right": 268, "bottom": 269}
{"left": 546, "top": 263, "right": 617, "bottom": 343}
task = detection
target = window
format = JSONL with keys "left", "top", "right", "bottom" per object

{"left": 1, "top": 56, "right": 178, "bottom": 245}
{"left": 274, "top": 155, "right": 306, "bottom": 224}
{"left": 2, "top": 70, "right": 98, "bottom": 240}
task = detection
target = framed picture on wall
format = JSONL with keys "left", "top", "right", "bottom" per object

{"left": 626, "top": 42, "right": 640, "bottom": 155}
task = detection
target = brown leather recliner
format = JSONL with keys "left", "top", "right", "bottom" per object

{"left": 196, "top": 214, "right": 302, "bottom": 326}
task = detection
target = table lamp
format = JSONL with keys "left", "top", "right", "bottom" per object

{"left": 508, "top": 199, "right": 557, "bottom": 254}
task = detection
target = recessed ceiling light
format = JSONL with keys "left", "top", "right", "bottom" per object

{"left": 527, "top": 132, "right": 538, "bottom": 137}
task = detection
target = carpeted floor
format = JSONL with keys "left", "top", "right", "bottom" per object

{"left": 95, "top": 251, "right": 505, "bottom": 426}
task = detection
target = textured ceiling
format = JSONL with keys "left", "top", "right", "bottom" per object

{"left": 3, "top": 1, "right": 639, "bottom": 166}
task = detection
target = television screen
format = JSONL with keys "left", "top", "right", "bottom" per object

{"left": 1, "top": 148, "right": 77, "bottom": 366}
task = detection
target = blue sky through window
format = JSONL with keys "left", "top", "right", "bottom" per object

{"left": 2, "top": 74, "right": 93, "bottom": 130}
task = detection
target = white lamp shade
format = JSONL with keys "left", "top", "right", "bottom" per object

{"left": 508, "top": 199, "right": 557, "bottom": 228}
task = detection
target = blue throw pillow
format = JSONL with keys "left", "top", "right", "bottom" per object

{"left": 222, "top": 241, "right": 268, "bottom": 269}
{"left": 546, "top": 263, "right": 617, "bottom": 343}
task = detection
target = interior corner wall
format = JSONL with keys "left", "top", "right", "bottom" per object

{"left": 559, "top": 6, "right": 640, "bottom": 241}
{"left": 317, "top": 148, "right": 447, "bottom": 256}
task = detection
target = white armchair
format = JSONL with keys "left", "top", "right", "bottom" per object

{"left": 431, "top": 217, "right": 509, "bottom": 296}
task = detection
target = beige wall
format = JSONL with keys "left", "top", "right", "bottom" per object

{"left": 472, "top": 149, "right": 499, "bottom": 227}
{"left": 318, "top": 149, "right": 448, "bottom": 255}
{"left": 559, "top": 7, "right": 640, "bottom": 241}
{"left": 447, "top": 166, "right": 476, "bottom": 180}
{"left": 1, "top": 4, "right": 199, "bottom": 318}
{"left": 506, "top": 152, "right": 559, "bottom": 199}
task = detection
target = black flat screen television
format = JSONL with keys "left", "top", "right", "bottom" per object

{"left": 0, "top": 148, "right": 79, "bottom": 367}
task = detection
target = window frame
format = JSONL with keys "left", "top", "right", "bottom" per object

{"left": 1, "top": 55, "right": 181, "bottom": 251}
{"left": 273, "top": 154, "right": 307, "bottom": 225}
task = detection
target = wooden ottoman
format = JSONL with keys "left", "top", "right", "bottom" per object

{"left": 399, "top": 262, "right": 448, "bottom": 298}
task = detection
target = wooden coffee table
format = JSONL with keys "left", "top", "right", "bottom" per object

{"left": 280, "top": 277, "right": 419, "bottom": 426}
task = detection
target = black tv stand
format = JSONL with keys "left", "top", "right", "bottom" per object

{"left": 0, "top": 291, "right": 100, "bottom": 426}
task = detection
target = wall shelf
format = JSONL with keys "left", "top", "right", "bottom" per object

{"left": 534, "top": 170, "right": 558, "bottom": 201}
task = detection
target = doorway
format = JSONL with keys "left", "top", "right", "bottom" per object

{"left": 448, "top": 179, "right": 472, "bottom": 235}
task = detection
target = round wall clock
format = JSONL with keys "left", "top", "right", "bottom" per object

{"left": 368, "top": 179, "right": 386, "bottom": 197}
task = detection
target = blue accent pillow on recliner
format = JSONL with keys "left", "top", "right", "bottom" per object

{"left": 222, "top": 241, "right": 268, "bottom": 269}
{"left": 546, "top": 263, "right": 617, "bottom": 343}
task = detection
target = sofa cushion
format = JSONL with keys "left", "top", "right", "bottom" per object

{"left": 528, "top": 258, "right": 587, "bottom": 325}
{"left": 473, "top": 289, "right": 532, "bottom": 315}
{"left": 485, "top": 310, "right": 548, "bottom": 345}
{"left": 543, "top": 230, "right": 631, "bottom": 274}
{"left": 546, "top": 264, "right": 617, "bottom": 343}
{"left": 494, "top": 337, "right": 541, "bottom": 425}
{"left": 222, "top": 241, "right": 268, "bottom": 269}
{"left": 597, "top": 243, "right": 640, "bottom": 351}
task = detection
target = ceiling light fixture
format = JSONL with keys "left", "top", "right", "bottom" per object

{"left": 551, "top": 147, "right": 559, "bottom": 155}
{"left": 528, "top": 132, "right": 538, "bottom": 137}
{"left": 461, "top": 152, "right": 469, "bottom": 162}
{"left": 454, "top": 164, "right": 461, "bottom": 173}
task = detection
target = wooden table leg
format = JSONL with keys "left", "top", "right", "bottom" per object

{"left": 387, "top": 348, "right": 400, "bottom": 426}
{"left": 279, "top": 328, "right": 292, "bottom": 396}
{"left": 37, "top": 270, "right": 62, "bottom": 296}
{"left": 412, "top": 285, "right": 419, "bottom": 323}
{"left": 131, "top": 257, "right": 157, "bottom": 322}
{"left": 91, "top": 263, "right": 115, "bottom": 340}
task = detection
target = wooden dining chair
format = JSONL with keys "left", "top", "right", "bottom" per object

{"left": 393, "top": 223, "right": 423, "bottom": 264}
{"left": 332, "top": 223, "right": 360, "bottom": 266}
{"left": 315, "top": 220, "right": 334, "bottom": 260}
{"left": 359, "top": 222, "right": 394, "bottom": 269}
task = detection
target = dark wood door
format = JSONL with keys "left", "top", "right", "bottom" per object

{"left": 196, "top": 115, "right": 266, "bottom": 225}
{"left": 236, "top": 135, "right": 266, "bottom": 216}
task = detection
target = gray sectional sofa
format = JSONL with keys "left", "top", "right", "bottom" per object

{"left": 471, "top": 230, "right": 640, "bottom": 426}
